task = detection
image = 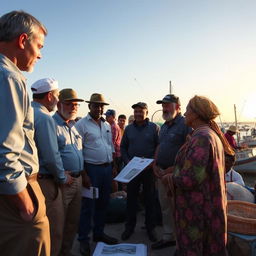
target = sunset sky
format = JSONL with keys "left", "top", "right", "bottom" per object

{"left": 2, "top": 0, "right": 256, "bottom": 123}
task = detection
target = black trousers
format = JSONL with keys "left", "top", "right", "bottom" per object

{"left": 125, "top": 168, "right": 156, "bottom": 231}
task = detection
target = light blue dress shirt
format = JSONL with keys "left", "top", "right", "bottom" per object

{"left": 0, "top": 54, "right": 39, "bottom": 194}
{"left": 32, "top": 101, "right": 66, "bottom": 183}
{"left": 53, "top": 112, "right": 83, "bottom": 172}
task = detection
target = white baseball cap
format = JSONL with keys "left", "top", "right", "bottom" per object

{"left": 31, "top": 78, "right": 59, "bottom": 94}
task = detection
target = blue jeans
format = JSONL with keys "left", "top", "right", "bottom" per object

{"left": 78, "top": 163, "right": 112, "bottom": 242}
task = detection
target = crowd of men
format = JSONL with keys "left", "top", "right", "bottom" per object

{"left": 0, "top": 10, "right": 204, "bottom": 256}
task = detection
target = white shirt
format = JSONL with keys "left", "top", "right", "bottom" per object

{"left": 75, "top": 114, "right": 114, "bottom": 164}
{"left": 225, "top": 168, "right": 245, "bottom": 186}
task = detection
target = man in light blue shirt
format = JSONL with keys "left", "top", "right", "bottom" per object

{"left": 0, "top": 10, "right": 50, "bottom": 255}
{"left": 53, "top": 88, "right": 84, "bottom": 256}
{"left": 31, "top": 78, "right": 73, "bottom": 256}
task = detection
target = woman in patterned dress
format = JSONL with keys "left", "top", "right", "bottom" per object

{"left": 163, "top": 95, "right": 235, "bottom": 256}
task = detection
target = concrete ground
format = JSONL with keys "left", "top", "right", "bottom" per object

{"left": 71, "top": 210, "right": 176, "bottom": 256}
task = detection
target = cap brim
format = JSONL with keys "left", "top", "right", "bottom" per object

{"left": 63, "top": 98, "right": 84, "bottom": 102}
{"left": 85, "top": 101, "right": 109, "bottom": 105}
{"left": 132, "top": 104, "right": 147, "bottom": 109}
{"left": 156, "top": 100, "right": 174, "bottom": 104}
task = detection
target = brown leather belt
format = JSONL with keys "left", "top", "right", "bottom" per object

{"left": 38, "top": 172, "right": 81, "bottom": 179}
{"left": 38, "top": 173, "right": 54, "bottom": 179}
{"left": 26, "top": 173, "right": 38, "bottom": 182}
{"left": 70, "top": 172, "right": 81, "bottom": 178}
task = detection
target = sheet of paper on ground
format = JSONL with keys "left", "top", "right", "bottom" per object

{"left": 93, "top": 242, "right": 147, "bottom": 256}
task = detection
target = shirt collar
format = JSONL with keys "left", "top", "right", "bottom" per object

{"left": 0, "top": 53, "right": 26, "bottom": 82}
{"left": 133, "top": 118, "right": 149, "bottom": 127}
{"left": 164, "top": 113, "right": 182, "bottom": 126}
{"left": 31, "top": 101, "right": 49, "bottom": 113}
{"left": 86, "top": 113, "right": 106, "bottom": 122}
{"left": 53, "top": 112, "right": 67, "bottom": 126}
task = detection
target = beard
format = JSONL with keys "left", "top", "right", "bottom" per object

{"left": 59, "top": 105, "right": 77, "bottom": 121}
{"left": 162, "top": 112, "right": 175, "bottom": 121}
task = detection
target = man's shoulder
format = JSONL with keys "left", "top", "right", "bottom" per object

{"left": 76, "top": 115, "right": 89, "bottom": 125}
{"left": 175, "top": 115, "right": 187, "bottom": 125}
{"left": 112, "top": 122, "right": 120, "bottom": 130}
{"left": 147, "top": 121, "right": 159, "bottom": 130}
{"left": 161, "top": 115, "right": 188, "bottom": 131}
{"left": 103, "top": 120, "right": 111, "bottom": 129}
{"left": 0, "top": 65, "right": 24, "bottom": 90}
{"left": 35, "top": 108, "right": 55, "bottom": 125}
{"left": 124, "top": 123, "right": 134, "bottom": 131}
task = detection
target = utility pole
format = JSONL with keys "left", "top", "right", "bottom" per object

{"left": 169, "top": 80, "right": 172, "bottom": 94}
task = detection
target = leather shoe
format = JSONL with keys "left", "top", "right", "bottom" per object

{"left": 80, "top": 241, "right": 90, "bottom": 256}
{"left": 93, "top": 233, "right": 118, "bottom": 244}
{"left": 121, "top": 229, "right": 134, "bottom": 240}
{"left": 151, "top": 239, "right": 176, "bottom": 250}
{"left": 147, "top": 229, "right": 157, "bottom": 242}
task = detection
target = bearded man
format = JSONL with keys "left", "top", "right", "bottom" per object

{"left": 151, "top": 94, "right": 192, "bottom": 250}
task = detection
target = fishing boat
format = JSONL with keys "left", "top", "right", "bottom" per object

{"left": 240, "top": 135, "right": 256, "bottom": 148}
{"left": 234, "top": 148, "right": 256, "bottom": 174}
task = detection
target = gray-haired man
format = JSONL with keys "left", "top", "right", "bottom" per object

{"left": 31, "top": 79, "right": 74, "bottom": 256}
{"left": 152, "top": 94, "right": 192, "bottom": 250}
{"left": 0, "top": 10, "right": 49, "bottom": 255}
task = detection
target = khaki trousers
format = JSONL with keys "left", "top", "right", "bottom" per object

{"left": 157, "top": 178, "right": 176, "bottom": 241}
{"left": 60, "top": 176, "right": 82, "bottom": 256}
{"left": 0, "top": 178, "right": 50, "bottom": 256}
{"left": 38, "top": 178, "right": 64, "bottom": 256}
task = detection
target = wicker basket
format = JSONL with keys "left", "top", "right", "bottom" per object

{"left": 227, "top": 200, "right": 256, "bottom": 235}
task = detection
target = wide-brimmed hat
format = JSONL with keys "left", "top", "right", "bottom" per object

{"left": 156, "top": 94, "right": 180, "bottom": 105}
{"left": 131, "top": 102, "right": 148, "bottom": 109}
{"left": 85, "top": 93, "right": 109, "bottom": 105}
{"left": 59, "top": 88, "right": 84, "bottom": 102}
{"left": 31, "top": 78, "right": 58, "bottom": 94}
{"left": 228, "top": 125, "right": 239, "bottom": 133}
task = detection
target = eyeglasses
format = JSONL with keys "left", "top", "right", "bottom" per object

{"left": 62, "top": 102, "right": 80, "bottom": 108}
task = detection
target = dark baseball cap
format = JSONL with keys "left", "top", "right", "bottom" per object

{"left": 156, "top": 94, "right": 180, "bottom": 105}
{"left": 104, "top": 109, "right": 116, "bottom": 116}
{"left": 131, "top": 102, "right": 148, "bottom": 109}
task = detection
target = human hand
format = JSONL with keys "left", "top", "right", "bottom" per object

{"left": 7, "top": 188, "right": 35, "bottom": 222}
{"left": 153, "top": 165, "right": 162, "bottom": 178}
{"left": 82, "top": 171, "right": 91, "bottom": 188}
{"left": 112, "top": 166, "right": 118, "bottom": 177}
{"left": 161, "top": 173, "right": 172, "bottom": 186}
{"left": 64, "top": 171, "right": 74, "bottom": 185}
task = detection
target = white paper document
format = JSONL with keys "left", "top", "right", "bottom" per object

{"left": 82, "top": 186, "right": 99, "bottom": 199}
{"left": 93, "top": 242, "right": 147, "bottom": 256}
{"left": 114, "top": 157, "right": 154, "bottom": 183}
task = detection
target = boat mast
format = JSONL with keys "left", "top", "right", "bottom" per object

{"left": 234, "top": 104, "right": 240, "bottom": 145}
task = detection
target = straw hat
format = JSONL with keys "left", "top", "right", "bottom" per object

{"left": 59, "top": 88, "right": 84, "bottom": 102}
{"left": 85, "top": 93, "right": 109, "bottom": 105}
{"left": 228, "top": 125, "right": 239, "bottom": 133}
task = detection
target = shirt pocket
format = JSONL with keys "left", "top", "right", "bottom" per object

{"left": 57, "top": 134, "right": 69, "bottom": 149}
{"left": 167, "top": 132, "right": 184, "bottom": 146}
{"left": 74, "top": 133, "right": 83, "bottom": 150}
